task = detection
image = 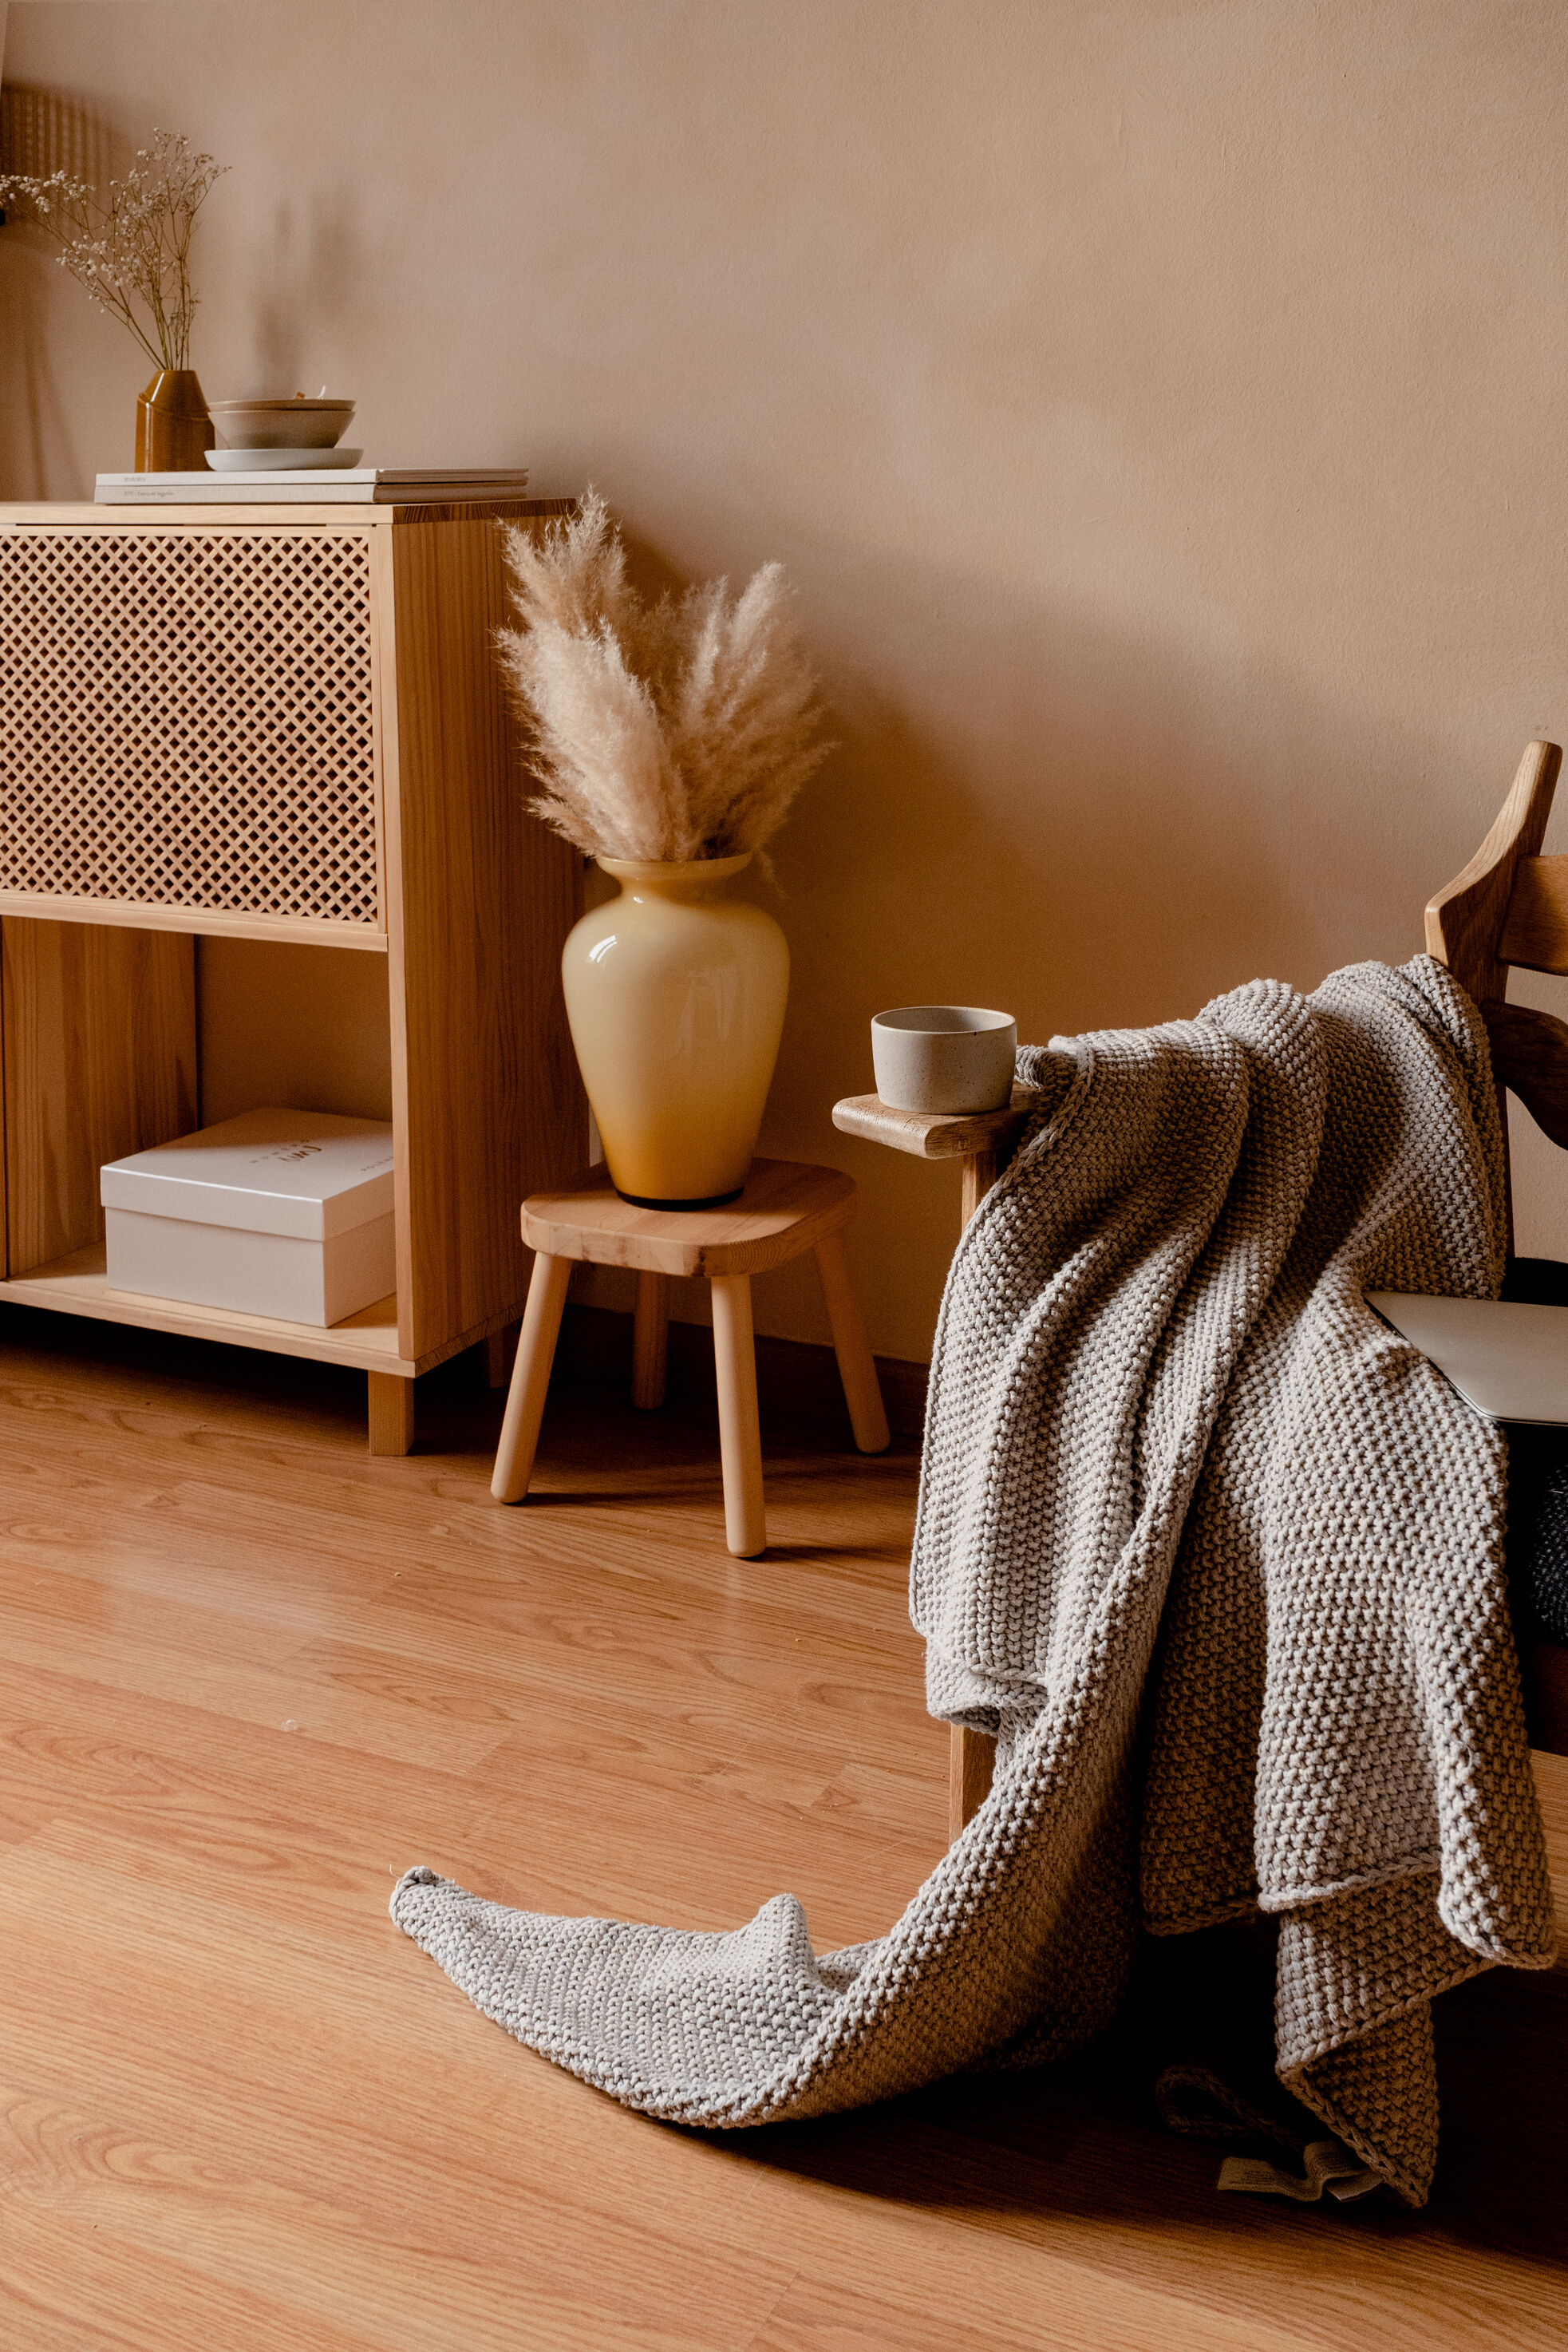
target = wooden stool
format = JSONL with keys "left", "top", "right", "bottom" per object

{"left": 490, "top": 1158, "right": 891, "bottom": 1555}
{"left": 832, "top": 1083, "right": 1042, "bottom": 1836}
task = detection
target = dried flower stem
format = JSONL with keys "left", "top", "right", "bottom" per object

{"left": 0, "top": 128, "right": 227, "bottom": 371}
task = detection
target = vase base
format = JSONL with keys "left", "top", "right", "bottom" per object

{"left": 614, "top": 1185, "right": 745, "bottom": 1212}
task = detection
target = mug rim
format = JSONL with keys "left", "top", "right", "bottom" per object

{"left": 871, "top": 1004, "right": 1015, "bottom": 1037}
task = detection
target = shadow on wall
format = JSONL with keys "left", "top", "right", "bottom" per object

{"left": 580, "top": 493, "right": 1361, "bottom": 1061}
{"left": 764, "top": 534, "right": 1546, "bottom": 1354}
{"left": 762, "top": 529, "right": 1457, "bottom": 1083}
{"left": 0, "top": 81, "right": 112, "bottom": 184}
{"left": 245, "top": 188, "right": 365, "bottom": 397}
{"left": 0, "top": 84, "right": 116, "bottom": 498}
{"left": 0, "top": 90, "right": 368, "bottom": 471}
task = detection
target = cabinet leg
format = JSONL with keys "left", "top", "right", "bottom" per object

{"left": 812, "top": 1228, "right": 891, "bottom": 1454}
{"left": 710, "top": 1274, "right": 766, "bottom": 1558}
{"left": 631, "top": 1271, "right": 669, "bottom": 1409}
{"left": 482, "top": 1322, "right": 520, "bottom": 1389}
{"left": 368, "top": 1371, "right": 415, "bottom": 1457}
{"left": 948, "top": 1724, "right": 994, "bottom": 1841}
{"left": 492, "top": 1251, "right": 571, "bottom": 1504}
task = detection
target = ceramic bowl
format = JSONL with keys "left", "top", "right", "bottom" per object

{"left": 871, "top": 1005, "right": 1017, "bottom": 1115}
{"left": 210, "top": 397, "right": 357, "bottom": 450}
{"left": 206, "top": 448, "right": 365, "bottom": 472}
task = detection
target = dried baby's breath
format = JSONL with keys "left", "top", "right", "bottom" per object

{"left": 0, "top": 128, "right": 227, "bottom": 370}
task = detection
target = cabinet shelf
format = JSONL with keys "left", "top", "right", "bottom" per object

{"left": 0, "top": 1241, "right": 413, "bottom": 1372}
{"left": 0, "top": 891, "right": 392, "bottom": 952}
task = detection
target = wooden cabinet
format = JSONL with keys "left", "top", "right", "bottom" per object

{"left": 0, "top": 497, "right": 584, "bottom": 1449}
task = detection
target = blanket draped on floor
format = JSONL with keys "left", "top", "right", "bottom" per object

{"left": 393, "top": 955, "right": 1555, "bottom": 2206}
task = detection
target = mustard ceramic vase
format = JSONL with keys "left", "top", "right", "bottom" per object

{"left": 562, "top": 855, "right": 789, "bottom": 1207}
{"left": 136, "top": 370, "right": 215, "bottom": 471}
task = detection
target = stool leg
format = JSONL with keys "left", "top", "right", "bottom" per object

{"left": 491, "top": 1252, "right": 572, "bottom": 1504}
{"left": 710, "top": 1273, "right": 766, "bottom": 1558}
{"left": 813, "top": 1229, "right": 891, "bottom": 1454}
{"left": 949, "top": 1724, "right": 994, "bottom": 1840}
{"left": 631, "top": 1271, "right": 669, "bottom": 1409}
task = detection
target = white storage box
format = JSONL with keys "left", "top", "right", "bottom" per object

{"left": 101, "top": 1109, "right": 396, "bottom": 1327}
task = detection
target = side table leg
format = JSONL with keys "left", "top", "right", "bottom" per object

{"left": 368, "top": 1372, "right": 415, "bottom": 1457}
{"left": 710, "top": 1273, "right": 767, "bottom": 1558}
{"left": 961, "top": 1148, "right": 1002, "bottom": 1228}
{"left": 492, "top": 1251, "right": 572, "bottom": 1503}
{"left": 631, "top": 1271, "right": 669, "bottom": 1409}
{"left": 948, "top": 1723, "right": 994, "bottom": 1841}
{"left": 812, "top": 1229, "right": 890, "bottom": 1454}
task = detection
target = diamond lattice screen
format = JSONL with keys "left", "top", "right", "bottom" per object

{"left": 0, "top": 528, "right": 381, "bottom": 927}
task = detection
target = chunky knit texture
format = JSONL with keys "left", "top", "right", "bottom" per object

{"left": 393, "top": 955, "right": 1556, "bottom": 2206}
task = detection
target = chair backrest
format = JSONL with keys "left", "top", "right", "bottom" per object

{"left": 1426, "top": 740, "right": 1568, "bottom": 1216}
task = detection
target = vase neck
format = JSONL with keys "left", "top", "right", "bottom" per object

{"left": 598, "top": 853, "right": 751, "bottom": 901}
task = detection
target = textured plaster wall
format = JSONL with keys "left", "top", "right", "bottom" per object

{"left": 3, "top": 1, "right": 1566, "bottom": 1360}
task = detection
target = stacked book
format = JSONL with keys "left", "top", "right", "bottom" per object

{"left": 94, "top": 468, "right": 532, "bottom": 506}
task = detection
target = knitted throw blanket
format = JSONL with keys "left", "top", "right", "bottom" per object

{"left": 393, "top": 955, "right": 1555, "bottom": 2206}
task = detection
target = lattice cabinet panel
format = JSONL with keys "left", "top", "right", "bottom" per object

{"left": 0, "top": 526, "right": 381, "bottom": 930}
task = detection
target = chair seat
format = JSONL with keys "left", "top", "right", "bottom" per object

{"left": 521, "top": 1156, "right": 856, "bottom": 1279}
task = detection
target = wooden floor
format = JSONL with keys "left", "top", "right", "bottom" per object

{"left": 1, "top": 1306, "right": 1566, "bottom": 2351}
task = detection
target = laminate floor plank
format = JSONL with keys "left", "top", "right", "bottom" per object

{"left": 744, "top": 2262, "right": 1309, "bottom": 2352}
{"left": 722, "top": 2086, "right": 1568, "bottom": 2352}
{"left": 0, "top": 1573, "right": 513, "bottom": 1778}
{"left": 0, "top": 2199, "right": 391, "bottom": 2352}
{"left": 2, "top": 1313, "right": 1566, "bottom": 2350}
{"left": 0, "top": 1639, "right": 940, "bottom": 1950}
{"left": 10, "top": 1842, "right": 1552, "bottom": 2352}
{"left": 0, "top": 1842, "right": 796, "bottom": 2352}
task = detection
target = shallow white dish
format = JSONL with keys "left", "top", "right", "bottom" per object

{"left": 207, "top": 447, "right": 365, "bottom": 473}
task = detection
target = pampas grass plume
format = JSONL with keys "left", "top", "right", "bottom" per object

{"left": 499, "top": 490, "right": 831, "bottom": 860}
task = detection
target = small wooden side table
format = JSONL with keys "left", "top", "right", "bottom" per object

{"left": 491, "top": 1158, "right": 890, "bottom": 1556}
{"left": 832, "top": 1082, "right": 1041, "bottom": 1839}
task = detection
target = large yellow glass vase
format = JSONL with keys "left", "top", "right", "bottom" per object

{"left": 562, "top": 854, "right": 789, "bottom": 1207}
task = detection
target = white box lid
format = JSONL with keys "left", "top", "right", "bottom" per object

{"left": 101, "top": 1109, "right": 395, "bottom": 1241}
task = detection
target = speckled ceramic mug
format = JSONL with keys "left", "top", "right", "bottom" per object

{"left": 870, "top": 1005, "right": 1017, "bottom": 1115}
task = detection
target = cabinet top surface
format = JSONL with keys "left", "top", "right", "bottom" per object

{"left": 0, "top": 499, "right": 566, "bottom": 528}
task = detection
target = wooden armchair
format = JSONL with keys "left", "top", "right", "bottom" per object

{"left": 1427, "top": 737, "right": 1568, "bottom": 1757}
{"left": 837, "top": 738, "right": 1568, "bottom": 1838}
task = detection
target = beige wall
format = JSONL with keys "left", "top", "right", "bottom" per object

{"left": 5, "top": 1, "right": 1567, "bottom": 1360}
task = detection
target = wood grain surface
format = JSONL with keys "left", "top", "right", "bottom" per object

{"left": 1424, "top": 740, "right": 1562, "bottom": 1006}
{"left": 0, "top": 891, "right": 393, "bottom": 953}
{"left": 0, "top": 1307, "right": 1564, "bottom": 2350}
{"left": 1424, "top": 738, "right": 1562, "bottom": 1256}
{"left": 2, "top": 919, "right": 196, "bottom": 1277}
{"left": 384, "top": 516, "right": 584, "bottom": 1362}
{"left": 1480, "top": 998, "right": 1568, "bottom": 1153}
{"left": 831, "top": 1082, "right": 1041, "bottom": 1162}
{"left": 1496, "top": 853, "right": 1568, "bottom": 978}
{"left": 522, "top": 1159, "right": 857, "bottom": 1279}
{"left": 0, "top": 500, "right": 574, "bottom": 528}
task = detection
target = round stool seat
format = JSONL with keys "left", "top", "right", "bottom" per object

{"left": 521, "top": 1157, "right": 856, "bottom": 1278}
